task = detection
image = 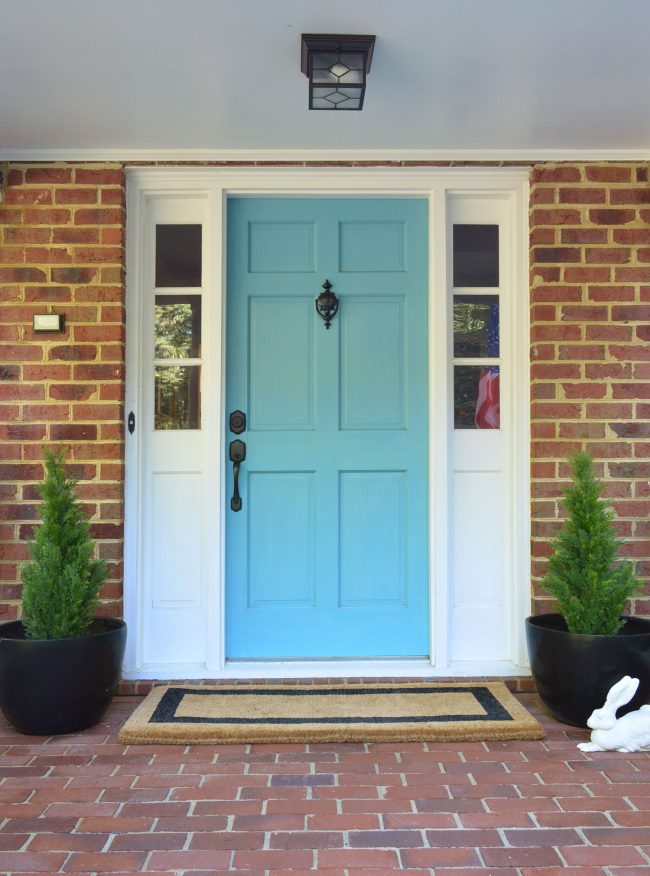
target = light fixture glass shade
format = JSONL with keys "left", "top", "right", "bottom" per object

{"left": 301, "top": 35, "right": 375, "bottom": 111}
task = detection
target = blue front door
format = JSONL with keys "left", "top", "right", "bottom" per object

{"left": 226, "top": 198, "right": 429, "bottom": 658}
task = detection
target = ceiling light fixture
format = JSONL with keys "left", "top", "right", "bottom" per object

{"left": 301, "top": 34, "right": 376, "bottom": 111}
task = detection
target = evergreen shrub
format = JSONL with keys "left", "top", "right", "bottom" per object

{"left": 20, "top": 448, "right": 106, "bottom": 639}
{"left": 542, "top": 451, "right": 642, "bottom": 635}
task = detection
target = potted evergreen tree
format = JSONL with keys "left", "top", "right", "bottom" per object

{"left": 526, "top": 451, "right": 650, "bottom": 727}
{"left": 0, "top": 449, "right": 126, "bottom": 735}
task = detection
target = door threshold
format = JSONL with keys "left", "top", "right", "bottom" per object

{"left": 122, "top": 658, "right": 530, "bottom": 681}
{"left": 220, "top": 658, "right": 528, "bottom": 680}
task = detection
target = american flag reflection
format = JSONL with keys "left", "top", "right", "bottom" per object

{"left": 475, "top": 303, "right": 500, "bottom": 429}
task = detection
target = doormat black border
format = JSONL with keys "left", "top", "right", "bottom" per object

{"left": 149, "top": 685, "right": 513, "bottom": 725}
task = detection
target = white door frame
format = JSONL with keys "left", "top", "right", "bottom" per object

{"left": 124, "top": 165, "right": 531, "bottom": 680}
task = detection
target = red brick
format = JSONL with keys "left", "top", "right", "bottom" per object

{"left": 585, "top": 166, "right": 632, "bottom": 183}
{"left": 586, "top": 402, "right": 634, "bottom": 418}
{"left": 50, "top": 424, "right": 98, "bottom": 441}
{"left": 318, "top": 849, "right": 400, "bottom": 868}
{"left": 612, "top": 304, "right": 650, "bottom": 321}
{"left": 48, "top": 383, "right": 96, "bottom": 401}
{"left": 109, "top": 832, "right": 188, "bottom": 851}
{"left": 0, "top": 851, "right": 68, "bottom": 872}
{"left": 53, "top": 227, "right": 100, "bottom": 244}
{"left": 561, "top": 304, "right": 608, "bottom": 320}
{"left": 101, "top": 226, "right": 124, "bottom": 245}
{"left": 23, "top": 364, "right": 71, "bottom": 380}
{"left": 5, "top": 187, "right": 53, "bottom": 206}
{"left": 588, "top": 284, "right": 635, "bottom": 301}
{"left": 25, "top": 167, "right": 73, "bottom": 184}
{"left": 530, "top": 284, "right": 582, "bottom": 303}
{"left": 559, "top": 187, "right": 606, "bottom": 204}
{"left": 532, "top": 363, "right": 581, "bottom": 379}
{"left": 586, "top": 247, "right": 631, "bottom": 264}
{"left": 561, "top": 228, "right": 607, "bottom": 244}
{"left": 24, "top": 284, "right": 72, "bottom": 302}
{"left": 531, "top": 208, "right": 582, "bottom": 225}
{"left": 586, "top": 325, "right": 632, "bottom": 341}
{"left": 564, "top": 266, "right": 611, "bottom": 282}
{"left": 558, "top": 423, "right": 606, "bottom": 439}
{"left": 28, "top": 833, "right": 108, "bottom": 852}
{"left": 232, "top": 849, "right": 315, "bottom": 868}
{"left": 531, "top": 325, "right": 581, "bottom": 341}
{"left": 74, "top": 208, "right": 123, "bottom": 225}
{"left": 482, "top": 847, "right": 564, "bottom": 867}
{"left": 0, "top": 266, "right": 47, "bottom": 282}
{"left": 400, "top": 848, "right": 482, "bottom": 868}
{"left": 586, "top": 362, "right": 631, "bottom": 379}
{"left": 530, "top": 187, "right": 555, "bottom": 210}
{"left": 585, "top": 442, "right": 632, "bottom": 458}
{"left": 55, "top": 188, "right": 99, "bottom": 205}
{"left": 532, "top": 166, "right": 582, "bottom": 183}
{"left": 561, "top": 846, "right": 647, "bottom": 866}
{"left": 23, "top": 208, "right": 72, "bottom": 224}
{"left": 589, "top": 208, "right": 636, "bottom": 224}
{"left": 613, "top": 382, "right": 650, "bottom": 399}
{"left": 75, "top": 168, "right": 124, "bottom": 185}
{"left": 73, "top": 324, "right": 123, "bottom": 342}
{"left": 558, "top": 344, "right": 605, "bottom": 360}
{"left": 73, "top": 246, "right": 123, "bottom": 263}
{"left": 48, "top": 345, "right": 97, "bottom": 362}
{"left": 615, "top": 266, "right": 650, "bottom": 281}
{"left": 0, "top": 383, "right": 45, "bottom": 401}
{"left": 562, "top": 383, "right": 607, "bottom": 399}
{"left": 610, "top": 187, "right": 650, "bottom": 204}
{"left": 610, "top": 344, "right": 650, "bottom": 361}
{"left": 50, "top": 266, "right": 98, "bottom": 284}
{"left": 533, "top": 247, "right": 581, "bottom": 263}
{"left": 3, "top": 227, "right": 51, "bottom": 244}
{"left": 0, "top": 345, "right": 42, "bottom": 362}
{"left": 62, "top": 850, "right": 148, "bottom": 871}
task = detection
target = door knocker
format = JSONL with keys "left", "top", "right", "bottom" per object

{"left": 315, "top": 279, "right": 339, "bottom": 329}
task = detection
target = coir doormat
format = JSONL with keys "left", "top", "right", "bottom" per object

{"left": 118, "top": 682, "right": 544, "bottom": 744}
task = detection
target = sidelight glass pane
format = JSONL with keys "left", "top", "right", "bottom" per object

{"left": 453, "top": 224, "right": 499, "bottom": 287}
{"left": 155, "top": 295, "right": 201, "bottom": 359}
{"left": 155, "top": 224, "right": 202, "bottom": 287}
{"left": 155, "top": 365, "right": 201, "bottom": 430}
{"left": 453, "top": 295, "right": 500, "bottom": 358}
{"left": 454, "top": 365, "right": 500, "bottom": 430}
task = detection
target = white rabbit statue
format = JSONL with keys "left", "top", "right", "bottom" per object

{"left": 577, "top": 675, "right": 650, "bottom": 753}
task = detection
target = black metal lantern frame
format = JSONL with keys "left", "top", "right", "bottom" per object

{"left": 301, "top": 34, "right": 376, "bottom": 111}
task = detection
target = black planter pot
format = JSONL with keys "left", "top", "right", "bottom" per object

{"left": 0, "top": 618, "right": 126, "bottom": 735}
{"left": 526, "top": 613, "right": 650, "bottom": 727}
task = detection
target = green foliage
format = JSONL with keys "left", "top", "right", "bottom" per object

{"left": 20, "top": 449, "right": 106, "bottom": 640}
{"left": 542, "top": 451, "right": 641, "bottom": 635}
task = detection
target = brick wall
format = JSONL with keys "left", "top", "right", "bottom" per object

{"left": 1, "top": 160, "right": 649, "bottom": 628}
{"left": 0, "top": 163, "right": 125, "bottom": 621}
{"left": 530, "top": 162, "right": 650, "bottom": 616}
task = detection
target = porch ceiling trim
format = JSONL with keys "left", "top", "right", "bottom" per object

{"left": 3, "top": 147, "right": 650, "bottom": 163}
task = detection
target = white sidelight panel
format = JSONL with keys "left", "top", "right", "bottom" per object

{"left": 447, "top": 193, "right": 527, "bottom": 667}
{"left": 125, "top": 183, "right": 221, "bottom": 674}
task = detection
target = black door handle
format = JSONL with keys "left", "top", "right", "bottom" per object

{"left": 229, "top": 439, "right": 246, "bottom": 512}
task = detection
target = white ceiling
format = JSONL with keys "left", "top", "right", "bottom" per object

{"left": 2, "top": 0, "right": 650, "bottom": 160}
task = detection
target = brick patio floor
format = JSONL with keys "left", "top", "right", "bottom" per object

{"left": 1, "top": 691, "right": 649, "bottom": 875}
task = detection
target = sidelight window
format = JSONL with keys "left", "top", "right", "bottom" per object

{"left": 452, "top": 224, "right": 501, "bottom": 430}
{"left": 153, "top": 225, "right": 203, "bottom": 429}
